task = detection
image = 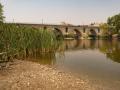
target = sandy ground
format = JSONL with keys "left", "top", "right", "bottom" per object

{"left": 0, "top": 60, "right": 120, "bottom": 90}
{"left": 0, "top": 60, "right": 93, "bottom": 90}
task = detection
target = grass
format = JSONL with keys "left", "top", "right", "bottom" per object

{"left": 0, "top": 23, "right": 61, "bottom": 62}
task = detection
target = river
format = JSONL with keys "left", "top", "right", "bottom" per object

{"left": 26, "top": 40, "right": 120, "bottom": 89}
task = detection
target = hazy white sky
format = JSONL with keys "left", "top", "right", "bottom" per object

{"left": 1, "top": 0, "right": 120, "bottom": 25}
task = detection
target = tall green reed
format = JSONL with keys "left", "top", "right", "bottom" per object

{"left": 0, "top": 23, "right": 61, "bottom": 62}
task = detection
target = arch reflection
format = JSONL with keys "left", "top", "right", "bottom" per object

{"left": 63, "top": 40, "right": 120, "bottom": 63}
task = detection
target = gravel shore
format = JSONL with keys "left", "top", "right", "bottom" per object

{"left": 0, "top": 60, "right": 94, "bottom": 90}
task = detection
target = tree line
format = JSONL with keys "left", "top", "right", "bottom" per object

{"left": 100, "top": 13, "right": 120, "bottom": 38}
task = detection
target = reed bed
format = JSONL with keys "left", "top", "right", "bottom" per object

{"left": 0, "top": 23, "right": 61, "bottom": 62}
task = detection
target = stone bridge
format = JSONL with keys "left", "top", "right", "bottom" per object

{"left": 16, "top": 23, "right": 101, "bottom": 39}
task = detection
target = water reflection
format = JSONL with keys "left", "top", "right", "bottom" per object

{"left": 58, "top": 40, "right": 120, "bottom": 84}
{"left": 63, "top": 40, "right": 120, "bottom": 63}
{"left": 64, "top": 40, "right": 99, "bottom": 50}
{"left": 26, "top": 40, "right": 120, "bottom": 64}
{"left": 25, "top": 52, "right": 56, "bottom": 65}
{"left": 99, "top": 40, "right": 120, "bottom": 63}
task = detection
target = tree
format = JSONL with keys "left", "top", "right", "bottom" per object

{"left": 0, "top": 3, "right": 4, "bottom": 23}
{"left": 107, "top": 13, "right": 120, "bottom": 34}
{"left": 99, "top": 23, "right": 109, "bottom": 35}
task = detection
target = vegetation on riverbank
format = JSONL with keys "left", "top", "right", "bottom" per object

{"left": 0, "top": 23, "right": 61, "bottom": 62}
{"left": 0, "top": 3, "right": 4, "bottom": 22}
{"left": 0, "top": 3, "right": 63, "bottom": 62}
{"left": 100, "top": 13, "right": 120, "bottom": 39}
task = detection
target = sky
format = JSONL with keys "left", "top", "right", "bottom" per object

{"left": 1, "top": 0, "right": 120, "bottom": 25}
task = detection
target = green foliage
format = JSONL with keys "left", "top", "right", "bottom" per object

{"left": 99, "top": 23, "right": 109, "bottom": 34}
{"left": 99, "top": 23, "right": 110, "bottom": 38}
{"left": 0, "top": 23, "right": 59, "bottom": 61}
{"left": 0, "top": 3, "right": 4, "bottom": 23}
{"left": 107, "top": 13, "right": 120, "bottom": 34}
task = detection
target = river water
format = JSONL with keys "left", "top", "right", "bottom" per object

{"left": 27, "top": 40, "right": 120, "bottom": 89}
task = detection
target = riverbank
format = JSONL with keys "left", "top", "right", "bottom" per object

{"left": 0, "top": 60, "right": 93, "bottom": 90}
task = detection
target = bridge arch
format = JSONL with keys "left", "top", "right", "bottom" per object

{"left": 65, "top": 27, "right": 68, "bottom": 33}
{"left": 74, "top": 29, "right": 82, "bottom": 39}
{"left": 89, "top": 29, "right": 97, "bottom": 39}
{"left": 53, "top": 28, "right": 63, "bottom": 39}
{"left": 43, "top": 26, "right": 47, "bottom": 30}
